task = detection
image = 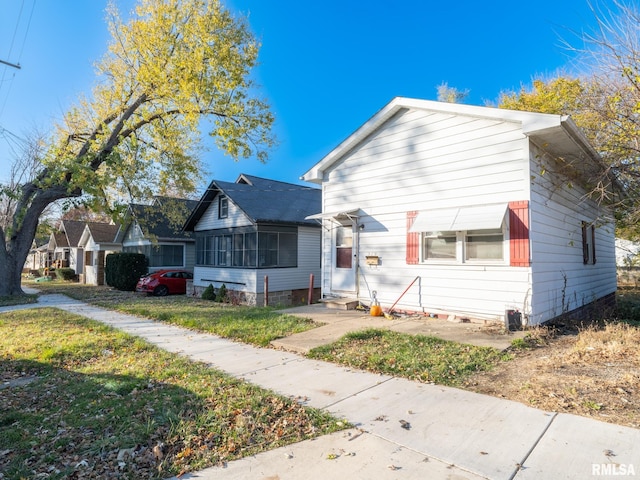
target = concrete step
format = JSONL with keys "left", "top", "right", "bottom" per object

{"left": 320, "top": 297, "right": 360, "bottom": 310}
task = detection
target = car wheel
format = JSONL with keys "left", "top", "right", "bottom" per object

{"left": 154, "top": 285, "right": 169, "bottom": 296}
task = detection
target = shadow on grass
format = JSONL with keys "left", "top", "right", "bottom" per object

{"left": 0, "top": 356, "right": 203, "bottom": 479}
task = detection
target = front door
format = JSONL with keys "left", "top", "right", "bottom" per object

{"left": 331, "top": 224, "right": 356, "bottom": 292}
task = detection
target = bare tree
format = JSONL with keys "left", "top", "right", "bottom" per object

{"left": 436, "top": 82, "right": 470, "bottom": 103}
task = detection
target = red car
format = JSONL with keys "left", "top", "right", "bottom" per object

{"left": 136, "top": 269, "right": 193, "bottom": 296}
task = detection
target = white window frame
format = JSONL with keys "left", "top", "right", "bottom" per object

{"left": 421, "top": 226, "right": 507, "bottom": 265}
{"left": 218, "top": 196, "right": 229, "bottom": 219}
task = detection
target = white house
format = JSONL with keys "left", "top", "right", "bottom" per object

{"left": 302, "top": 97, "right": 617, "bottom": 327}
{"left": 183, "top": 174, "right": 322, "bottom": 306}
{"left": 47, "top": 220, "right": 89, "bottom": 274}
{"left": 77, "top": 223, "right": 121, "bottom": 286}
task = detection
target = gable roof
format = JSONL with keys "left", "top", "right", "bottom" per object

{"left": 50, "top": 231, "right": 68, "bottom": 249}
{"left": 184, "top": 174, "right": 321, "bottom": 230}
{"left": 119, "top": 197, "right": 198, "bottom": 241}
{"left": 60, "top": 220, "right": 87, "bottom": 247}
{"left": 301, "top": 96, "right": 603, "bottom": 184}
{"left": 85, "top": 222, "right": 120, "bottom": 243}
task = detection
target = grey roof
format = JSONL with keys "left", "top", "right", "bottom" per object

{"left": 60, "top": 220, "right": 88, "bottom": 247}
{"left": 184, "top": 174, "right": 321, "bottom": 230}
{"left": 126, "top": 197, "right": 198, "bottom": 240}
{"left": 85, "top": 223, "right": 121, "bottom": 243}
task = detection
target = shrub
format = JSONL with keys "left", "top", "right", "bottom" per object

{"left": 215, "top": 284, "right": 227, "bottom": 303}
{"left": 56, "top": 268, "right": 77, "bottom": 281}
{"left": 105, "top": 253, "right": 148, "bottom": 291}
{"left": 201, "top": 284, "right": 216, "bottom": 301}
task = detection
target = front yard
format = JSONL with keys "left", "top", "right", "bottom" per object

{"left": 2, "top": 280, "right": 639, "bottom": 478}
{"left": 0, "top": 307, "right": 344, "bottom": 479}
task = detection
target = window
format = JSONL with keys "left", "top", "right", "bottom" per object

{"left": 465, "top": 229, "right": 504, "bottom": 261}
{"left": 409, "top": 202, "right": 529, "bottom": 266}
{"left": 218, "top": 196, "right": 229, "bottom": 219}
{"left": 124, "top": 244, "right": 184, "bottom": 267}
{"left": 582, "top": 222, "right": 596, "bottom": 265}
{"left": 196, "top": 228, "right": 296, "bottom": 268}
{"left": 421, "top": 229, "right": 504, "bottom": 262}
{"left": 423, "top": 232, "right": 456, "bottom": 260}
{"left": 150, "top": 244, "right": 184, "bottom": 267}
{"left": 216, "top": 235, "right": 232, "bottom": 266}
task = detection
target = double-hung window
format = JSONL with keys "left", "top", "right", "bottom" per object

{"left": 218, "top": 196, "right": 229, "bottom": 219}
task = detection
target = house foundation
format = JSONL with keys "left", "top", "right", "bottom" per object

{"left": 187, "top": 281, "right": 320, "bottom": 307}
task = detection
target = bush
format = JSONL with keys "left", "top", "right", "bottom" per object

{"left": 215, "top": 284, "right": 227, "bottom": 303}
{"left": 56, "top": 268, "right": 77, "bottom": 281}
{"left": 201, "top": 284, "right": 216, "bottom": 301}
{"left": 105, "top": 253, "right": 148, "bottom": 291}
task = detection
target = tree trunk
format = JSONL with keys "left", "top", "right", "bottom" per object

{"left": 1, "top": 182, "right": 76, "bottom": 296}
{"left": 0, "top": 248, "right": 27, "bottom": 296}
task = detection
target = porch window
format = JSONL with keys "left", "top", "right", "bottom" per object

{"left": 196, "top": 228, "right": 296, "bottom": 268}
{"left": 124, "top": 244, "right": 185, "bottom": 267}
{"left": 149, "top": 244, "right": 184, "bottom": 267}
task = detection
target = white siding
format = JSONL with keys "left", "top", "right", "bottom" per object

{"left": 317, "top": 108, "right": 616, "bottom": 325}
{"left": 528, "top": 143, "right": 616, "bottom": 324}
{"left": 194, "top": 195, "right": 253, "bottom": 230}
{"left": 194, "top": 266, "right": 257, "bottom": 291}
{"left": 320, "top": 109, "right": 533, "bottom": 321}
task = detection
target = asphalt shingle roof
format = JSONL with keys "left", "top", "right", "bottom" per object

{"left": 85, "top": 223, "right": 120, "bottom": 243}
{"left": 128, "top": 197, "right": 198, "bottom": 239}
{"left": 184, "top": 174, "right": 321, "bottom": 230}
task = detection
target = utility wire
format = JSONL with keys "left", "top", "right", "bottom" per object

{"left": 0, "top": 0, "right": 36, "bottom": 157}
{"left": 0, "top": 0, "right": 36, "bottom": 118}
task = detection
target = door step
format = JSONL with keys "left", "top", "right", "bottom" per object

{"left": 320, "top": 297, "right": 359, "bottom": 310}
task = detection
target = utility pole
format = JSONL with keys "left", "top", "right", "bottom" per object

{"left": 0, "top": 59, "right": 21, "bottom": 70}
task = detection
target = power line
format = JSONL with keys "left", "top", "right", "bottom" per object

{"left": 0, "top": 0, "right": 36, "bottom": 119}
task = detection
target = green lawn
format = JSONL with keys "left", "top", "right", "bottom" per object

{"left": 24, "top": 281, "right": 319, "bottom": 346}
{"left": 0, "top": 308, "right": 345, "bottom": 479}
{"left": 308, "top": 329, "right": 512, "bottom": 386}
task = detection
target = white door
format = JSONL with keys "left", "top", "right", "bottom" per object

{"left": 331, "top": 224, "right": 356, "bottom": 292}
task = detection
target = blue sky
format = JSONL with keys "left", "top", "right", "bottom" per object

{"left": 0, "top": 0, "right": 600, "bottom": 191}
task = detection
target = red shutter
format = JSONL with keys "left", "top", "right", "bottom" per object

{"left": 509, "top": 201, "right": 530, "bottom": 267}
{"left": 406, "top": 211, "right": 419, "bottom": 265}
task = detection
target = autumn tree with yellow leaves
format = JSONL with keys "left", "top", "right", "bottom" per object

{"left": 498, "top": 3, "right": 640, "bottom": 237}
{"left": 0, "top": 0, "right": 274, "bottom": 296}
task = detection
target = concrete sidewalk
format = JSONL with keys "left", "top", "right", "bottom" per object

{"left": 272, "top": 303, "right": 526, "bottom": 353}
{"left": 3, "top": 293, "right": 639, "bottom": 479}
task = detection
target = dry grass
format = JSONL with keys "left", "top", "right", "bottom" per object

{"left": 464, "top": 322, "right": 640, "bottom": 428}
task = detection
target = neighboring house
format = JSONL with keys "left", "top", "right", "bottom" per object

{"left": 77, "top": 223, "right": 122, "bottom": 285}
{"left": 183, "top": 174, "right": 322, "bottom": 306}
{"left": 615, "top": 238, "right": 640, "bottom": 267}
{"left": 24, "top": 244, "right": 50, "bottom": 273}
{"left": 117, "top": 196, "right": 198, "bottom": 272}
{"left": 302, "top": 97, "right": 617, "bottom": 327}
{"left": 47, "top": 220, "right": 88, "bottom": 274}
